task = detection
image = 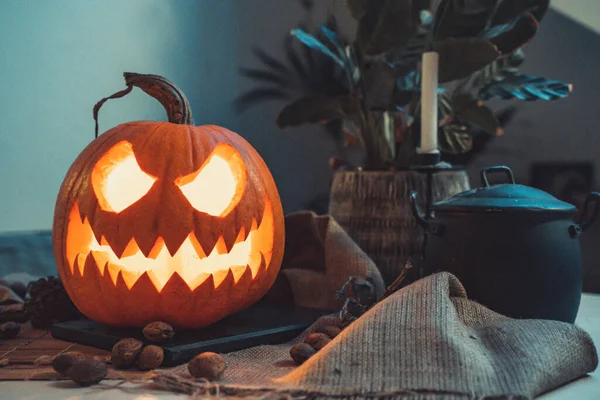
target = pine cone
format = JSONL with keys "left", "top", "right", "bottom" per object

{"left": 24, "top": 277, "right": 82, "bottom": 329}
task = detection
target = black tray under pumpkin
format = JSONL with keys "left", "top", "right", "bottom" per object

{"left": 51, "top": 300, "right": 329, "bottom": 367}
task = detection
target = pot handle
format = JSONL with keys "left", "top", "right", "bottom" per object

{"left": 570, "top": 192, "right": 600, "bottom": 238}
{"left": 410, "top": 192, "right": 444, "bottom": 236}
{"left": 480, "top": 166, "right": 516, "bottom": 187}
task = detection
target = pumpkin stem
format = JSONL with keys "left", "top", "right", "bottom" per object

{"left": 93, "top": 72, "right": 194, "bottom": 138}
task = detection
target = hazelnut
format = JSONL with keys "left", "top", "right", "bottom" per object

{"left": 0, "top": 359, "right": 9, "bottom": 367}
{"left": 290, "top": 343, "right": 315, "bottom": 365}
{"left": 316, "top": 325, "right": 342, "bottom": 339}
{"left": 142, "top": 321, "right": 175, "bottom": 343}
{"left": 188, "top": 352, "right": 227, "bottom": 380}
{"left": 67, "top": 359, "right": 107, "bottom": 386}
{"left": 138, "top": 345, "right": 164, "bottom": 371}
{"left": 52, "top": 352, "right": 87, "bottom": 375}
{"left": 111, "top": 338, "right": 143, "bottom": 369}
{"left": 0, "top": 322, "right": 21, "bottom": 339}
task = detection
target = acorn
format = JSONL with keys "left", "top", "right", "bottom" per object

{"left": 111, "top": 338, "right": 143, "bottom": 369}
{"left": 52, "top": 351, "right": 87, "bottom": 375}
{"left": 137, "top": 345, "right": 164, "bottom": 370}
{"left": 188, "top": 352, "right": 227, "bottom": 380}
{"left": 142, "top": 321, "right": 175, "bottom": 343}
{"left": 67, "top": 359, "right": 107, "bottom": 386}
{"left": 290, "top": 343, "right": 315, "bottom": 365}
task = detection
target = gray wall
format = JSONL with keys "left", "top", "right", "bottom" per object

{"left": 0, "top": 0, "right": 239, "bottom": 232}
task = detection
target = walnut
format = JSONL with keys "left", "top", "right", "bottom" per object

{"left": 52, "top": 351, "right": 86, "bottom": 375}
{"left": 67, "top": 359, "right": 107, "bottom": 386}
{"left": 188, "top": 352, "right": 227, "bottom": 380}
{"left": 316, "top": 325, "right": 342, "bottom": 339}
{"left": 142, "top": 321, "right": 175, "bottom": 343}
{"left": 111, "top": 338, "right": 143, "bottom": 369}
{"left": 138, "top": 345, "right": 164, "bottom": 370}
{"left": 290, "top": 343, "right": 315, "bottom": 365}
{"left": 304, "top": 332, "right": 331, "bottom": 350}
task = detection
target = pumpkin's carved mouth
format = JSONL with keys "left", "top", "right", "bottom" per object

{"left": 65, "top": 199, "right": 274, "bottom": 292}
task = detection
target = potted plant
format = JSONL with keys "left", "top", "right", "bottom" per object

{"left": 236, "top": 0, "right": 571, "bottom": 284}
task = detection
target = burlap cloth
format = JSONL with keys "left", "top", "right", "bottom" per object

{"left": 162, "top": 213, "right": 597, "bottom": 399}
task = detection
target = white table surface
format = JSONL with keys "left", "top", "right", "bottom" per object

{"left": 1, "top": 294, "right": 599, "bottom": 400}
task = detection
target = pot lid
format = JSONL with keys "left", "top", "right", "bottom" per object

{"left": 433, "top": 166, "right": 577, "bottom": 214}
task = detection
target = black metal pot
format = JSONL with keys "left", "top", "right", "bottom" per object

{"left": 411, "top": 166, "right": 600, "bottom": 323}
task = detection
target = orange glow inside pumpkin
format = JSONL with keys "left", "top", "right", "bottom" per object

{"left": 65, "top": 198, "right": 274, "bottom": 291}
{"left": 91, "top": 141, "right": 157, "bottom": 213}
{"left": 176, "top": 144, "right": 247, "bottom": 217}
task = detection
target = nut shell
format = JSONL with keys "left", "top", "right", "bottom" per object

{"left": 304, "top": 333, "right": 330, "bottom": 347}
{"left": 290, "top": 343, "right": 315, "bottom": 365}
{"left": 53, "top": 351, "right": 87, "bottom": 375}
{"left": 142, "top": 321, "right": 175, "bottom": 343}
{"left": 316, "top": 325, "right": 342, "bottom": 339}
{"left": 0, "top": 322, "right": 21, "bottom": 339}
{"left": 188, "top": 352, "right": 227, "bottom": 380}
{"left": 111, "top": 338, "right": 143, "bottom": 369}
{"left": 67, "top": 359, "right": 108, "bottom": 386}
{"left": 138, "top": 345, "right": 164, "bottom": 370}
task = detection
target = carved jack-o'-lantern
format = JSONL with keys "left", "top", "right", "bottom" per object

{"left": 52, "top": 73, "right": 284, "bottom": 329}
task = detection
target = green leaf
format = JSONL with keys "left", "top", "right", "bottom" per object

{"left": 453, "top": 94, "right": 501, "bottom": 135}
{"left": 439, "top": 123, "right": 473, "bottom": 154}
{"left": 433, "top": 38, "right": 500, "bottom": 83}
{"left": 291, "top": 29, "right": 344, "bottom": 67}
{"left": 276, "top": 95, "right": 359, "bottom": 128}
{"left": 488, "top": 13, "right": 539, "bottom": 55}
{"left": 479, "top": 74, "right": 572, "bottom": 101}
{"left": 356, "top": 0, "right": 431, "bottom": 55}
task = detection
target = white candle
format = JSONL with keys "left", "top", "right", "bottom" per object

{"left": 420, "top": 51, "right": 439, "bottom": 154}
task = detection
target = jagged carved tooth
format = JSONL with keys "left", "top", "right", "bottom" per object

{"left": 82, "top": 252, "right": 98, "bottom": 277}
{"left": 146, "top": 269, "right": 170, "bottom": 293}
{"left": 146, "top": 237, "right": 166, "bottom": 259}
{"left": 231, "top": 265, "right": 250, "bottom": 284}
{"left": 71, "top": 254, "right": 80, "bottom": 276}
{"left": 120, "top": 238, "right": 141, "bottom": 258}
{"left": 234, "top": 226, "right": 246, "bottom": 245}
{"left": 186, "top": 272, "right": 211, "bottom": 291}
{"left": 255, "top": 202, "right": 266, "bottom": 229}
{"left": 120, "top": 268, "right": 142, "bottom": 290}
{"left": 222, "top": 226, "right": 238, "bottom": 253}
{"left": 91, "top": 251, "right": 109, "bottom": 276}
{"left": 136, "top": 231, "right": 161, "bottom": 258}
{"left": 194, "top": 225, "right": 221, "bottom": 260}
{"left": 253, "top": 251, "right": 267, "bottom": 278}
{"left": 189, "top": 232, "right": 208, "bottom": 259}
{"left": 107, "top": 263, "right": 121, "bottom": 286}
{"left": 214, "top": 235, "right": 228, "bottom": 255}
{"left": 212, "top": 268, "right": 234, "bottom": 289}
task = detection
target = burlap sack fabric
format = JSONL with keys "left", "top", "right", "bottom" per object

{"left": 163, "top": 213, "right": 598, "bottom": 399}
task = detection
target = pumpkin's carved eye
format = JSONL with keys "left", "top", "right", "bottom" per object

{"left": 176, "top": 144, "right": 246, "bottom": 217}
{"left": 91, "top": 141, "right": 157, "bottom": 213}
